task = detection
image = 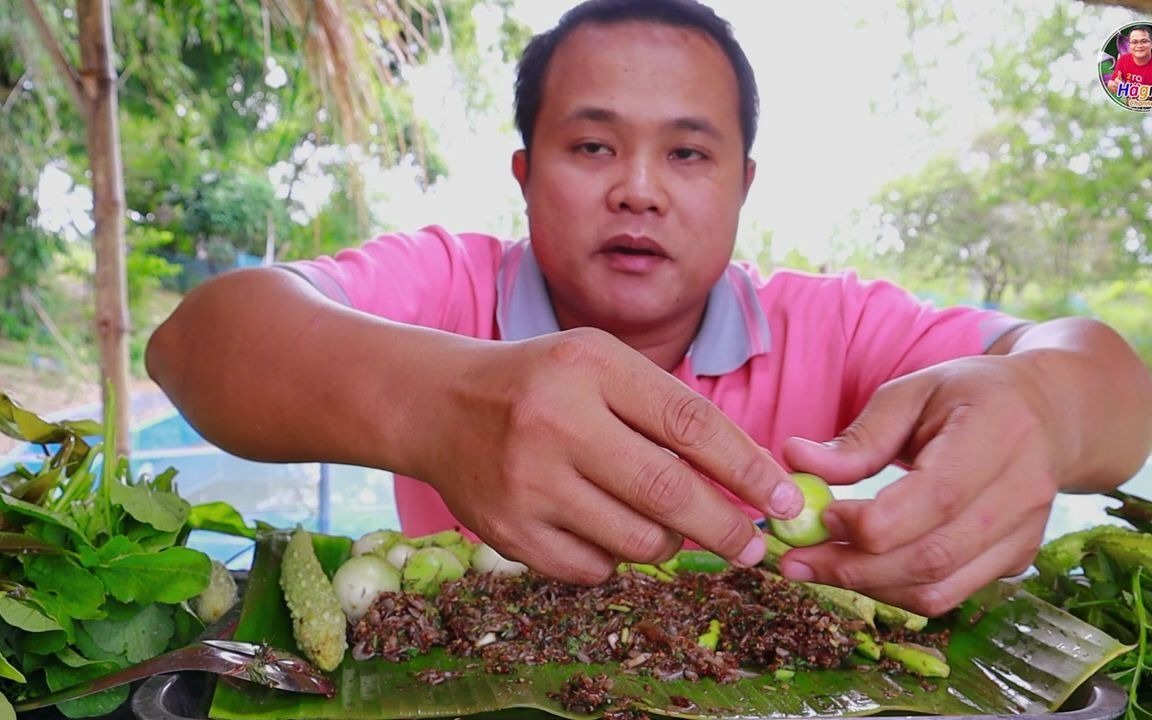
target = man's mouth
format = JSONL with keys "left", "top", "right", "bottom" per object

{"left": 599, "top": 235, "right": 670, "bottom": 258}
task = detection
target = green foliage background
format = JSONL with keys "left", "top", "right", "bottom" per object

{"left": 1, "top": 0, "right": 1151, "bottom": 374}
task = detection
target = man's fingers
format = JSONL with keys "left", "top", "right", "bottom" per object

{"left": 783, "top": 486, "right": 1055, "bottom": 608}
{"left": 544, "top": 475, "right": 684, "bottom": 566}
{"left": 823, "top": 400, "right": 1022, "bottom": 554}
{"left": 507, "top": 522, "right": 620, "bottom": 586}
{"left": 601, "top": 352, "right": 797, "bottom": 520}
{"left": 781, "top": 374, "right": 927, "bottom": 486}
{"left": 574, "top": 422, "right": 767, "bottom": 567}
{"left": 824, "top": 521, "right": 1044, "bottom": 617}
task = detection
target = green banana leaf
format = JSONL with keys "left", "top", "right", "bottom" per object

{"left": 209, "top": 532, "right": 1132, "bottom": 720}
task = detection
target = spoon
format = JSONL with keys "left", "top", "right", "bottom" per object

{"left": 13, "top": 639, "right": 336, "bottom": 712}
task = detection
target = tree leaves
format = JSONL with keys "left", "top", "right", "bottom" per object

{"left": 0, "top": 653, "right": 25, "bottom": 684}
{"left": 870, "top": 0, "right": 1152, "bottom": 312}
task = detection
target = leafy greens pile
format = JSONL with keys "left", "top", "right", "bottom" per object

{"left": 0, "top": 393, "right": 246, "bottom": 719}
{"left": 1024, "top": 489, "right": 1152, "bottom": 720}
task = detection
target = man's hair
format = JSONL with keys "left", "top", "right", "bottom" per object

{"left": 1128, "top": 25, "right": 1152, "bottom": 38}
{"left": 513, "top": 0, "right": 759, "bottom": 160}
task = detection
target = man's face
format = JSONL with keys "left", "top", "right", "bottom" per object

{"left": 512, "top": 22, "right": 755, "bottom": 336}
{"left": 1130, "top": 30, "right": 1151, "bottom": 62}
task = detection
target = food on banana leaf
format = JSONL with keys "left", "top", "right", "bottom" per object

{"left": 244, "top": 528, "right": 1129, "bottom": 720}
{"left": 282, "top": 528, "right": 950, "bottom": 714}
{"left": 394, "top": 566, "right": 940, "bottom": 665}
{"left": 769, "top": 472, "right": 835, "bottom": 547}
{"left": 351, "top": 566, "right": 948, "bottom": 711}
{"left": 331, "top": 554, "right": 400, "bottom": 622}
{"left": 401, "top": 546, "right": 467, "bottom": 596}
{"left": 470, "top": 541, "right": 529, "bottom": 577}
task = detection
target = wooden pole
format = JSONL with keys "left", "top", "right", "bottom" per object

{"left": 77, "top": 0, "right": 131, "bottom": 456}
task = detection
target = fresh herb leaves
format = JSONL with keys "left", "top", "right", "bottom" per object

{"left": 0, "top": 394, "right": 227, "bottom": 717}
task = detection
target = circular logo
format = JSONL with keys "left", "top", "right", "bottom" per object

{"left": 1099, "top": 21, "right": 1152, "bottom": 112}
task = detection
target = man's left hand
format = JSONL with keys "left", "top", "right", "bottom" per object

{"left": 773, "top": 353, "right": 1067, "bottom": 616}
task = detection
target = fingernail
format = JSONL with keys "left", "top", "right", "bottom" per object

{"left": 733, "top": 533, "right": 765, "bottom": 568}
{"left": 780, "top": 559, "right": 816, "bottom": 582}
{"left": 768, "top": 480, "right": 802, "bottom": 518}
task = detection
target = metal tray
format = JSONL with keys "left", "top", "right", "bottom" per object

{"left": 131, "top": 670, "right": 1130, "bottom": 720}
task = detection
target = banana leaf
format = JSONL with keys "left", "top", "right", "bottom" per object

{"left": 208, "top": 532, "right": 1132, "bottom": 720}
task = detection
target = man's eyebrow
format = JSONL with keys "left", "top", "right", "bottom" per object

{"left": 562, "top": 106, "right": 620, "bottom": 124}
{"left": 668, "top": 116, "right": 724, "bottom": 140}
{"left": 562, "top": 106, "right": 725, "bottom": 140}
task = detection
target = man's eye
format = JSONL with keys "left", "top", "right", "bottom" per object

{"left": 576, "top": 142, "right": 611, "bottom": 155}
{"left": 671, "top": 148, "right": 705, "bottom": 161}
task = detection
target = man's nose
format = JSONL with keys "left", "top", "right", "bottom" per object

{"left": 606, "top": 156, "right": 669, "bottom": 215}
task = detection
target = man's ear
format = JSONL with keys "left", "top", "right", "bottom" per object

{"left": 512, "top": 149, "right": 529, "bottom": 197}
{"left": 742, "top": 158, "right": 757, "bottom": 201}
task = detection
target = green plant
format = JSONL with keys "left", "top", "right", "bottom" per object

{"left": 0, "top": 214, "right": 62, "bottom": 342}
{"left": 182, "top": 171, "right": 286, "bottom": 263}
{"left": 125, "top": 227, "right": 181, "bottom": 316}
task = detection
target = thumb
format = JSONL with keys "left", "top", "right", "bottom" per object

{"left": 781, "top": 379, "right": 925, "bottom": 484}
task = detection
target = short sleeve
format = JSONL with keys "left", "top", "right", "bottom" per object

{"left": 834, "top": 272, "right": 1028, "bottom": 420}
{"left": 282, "top": 225, "right": 506, "bottom": 335}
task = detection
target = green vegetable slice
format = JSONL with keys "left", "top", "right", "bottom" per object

{"left": 209, "top": 532, "right": 1131, "bottom": 720}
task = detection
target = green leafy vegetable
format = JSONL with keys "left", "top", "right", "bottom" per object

{"left": 1024, "top": 489, "right": 1152, "bottom": 720}
{"left": 189, "top": 501, "right": 259, "bottom": 539}
{"left": 0, "top": 393, "right": 245, "bottom": 716}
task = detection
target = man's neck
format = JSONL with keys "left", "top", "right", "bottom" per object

{"left": 1134, "top": 54, "right": 1151, "bottom": 67}
{"left": 618, "top": 323, "right": 701, "bottom": 372}
{"left": 555, "top": 307, "right": 706, "bottom": 372}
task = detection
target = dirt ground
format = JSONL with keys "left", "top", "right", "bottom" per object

{"left": 0, "top": 363, "right": 161, "bottom": 453}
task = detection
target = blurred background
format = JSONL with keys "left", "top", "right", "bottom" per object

{"left": 2, "top": 0, "right": 1150, "bottom": 565}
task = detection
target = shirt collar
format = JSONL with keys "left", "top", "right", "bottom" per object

{"left": 496, "top": 240, "right": 771, "bottom": 376}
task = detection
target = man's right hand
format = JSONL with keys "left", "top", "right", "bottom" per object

{"left": 409, "top": 327, "right": 802, "bottom": 585}
{"left": 147, "top": 270, "right": 800, "bottom": 586}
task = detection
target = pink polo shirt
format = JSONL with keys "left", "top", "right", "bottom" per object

{"left": 288, "top": 225, "right": 1027, "bottom": 537}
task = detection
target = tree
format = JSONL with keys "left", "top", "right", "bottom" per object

{"left": 875, "top": 157, "right": 1037, "bottom": 306}
{"left": 5, "top": 0, "right": 526, "bottom": 450}
{"left": 0, "top": 44, "right": 65, "bottom": 340}
{"left": 21, "top": 0, "right": 131, "bottom": 453}
{"left": 871, "top": 0, "right": 1152, "bottom": 308}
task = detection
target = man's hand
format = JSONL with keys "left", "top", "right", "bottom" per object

{"left": 773, "top": 318, "right": 1152, "bottom": 617}
{"left": 407, "top": 327, "right": 802, "bottom": 586}
{"left": 1108, "top": 74, "right": 1122, "bottom": 93}
{"left": 773, "top": 354, "right": 1066, "bottom": 616}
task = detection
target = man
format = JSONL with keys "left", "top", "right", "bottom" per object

{"left": 146, "top": 0, "right": 1152, "bottom": 616}
{"left": 1107, "top": 25, "right": 1151, "bottom": 102}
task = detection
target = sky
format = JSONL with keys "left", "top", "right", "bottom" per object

{"left": 36, "top": 0, "right": 1143, "bottom": 264}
